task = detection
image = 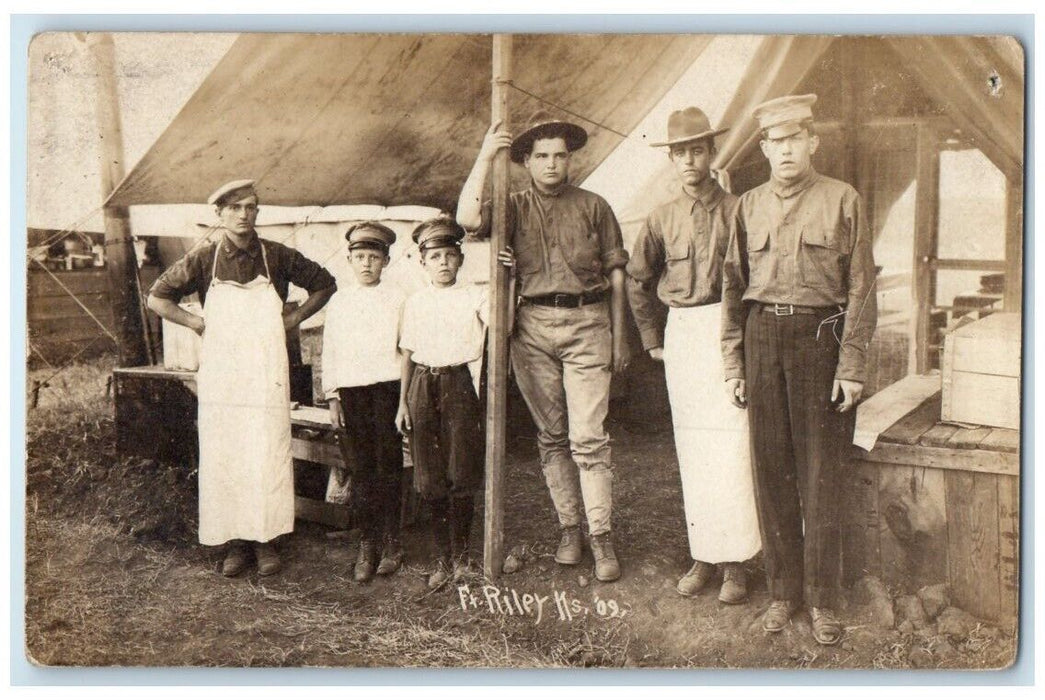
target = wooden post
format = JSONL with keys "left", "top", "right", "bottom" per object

{"left": 910, "top": 122, "right": 940, "bottom": 374}
{"left": 483, "top": 33, "right": 512, "bottom": 579}
{"left": 87, "top": 33, "right": 150, "bottom": 367}
{"left": 1003, "top": 172, "right": 1023, "bottom": 312}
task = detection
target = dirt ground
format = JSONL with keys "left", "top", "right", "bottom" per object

{"left": 23, "top": 357, "right": 1017, "bottom": 670}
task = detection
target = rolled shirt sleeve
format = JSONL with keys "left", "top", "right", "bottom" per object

{"left": 282, "top": 246, "right": 336, "bottom": 294}
{"left": 148, "top": 245, "right": 209, "bottom": 302}
{"left": 594, "top": 197, "right": 628, "bottom": 271}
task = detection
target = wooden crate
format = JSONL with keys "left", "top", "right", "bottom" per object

{"left": 844, "top": 386, "right": 1020, "bottom": 626}
{"left": 941, "top": 312, "right": 1021, "bottom": 429}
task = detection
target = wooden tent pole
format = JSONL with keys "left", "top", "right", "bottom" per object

{"left": 483, "top": 33, "right": 512, "bottom": 579}
{"left": 1003, "top": 173, "right": 1023, "bottom": 312}
{"left": 87, "top": 32, "right": 151, "bottom": 367}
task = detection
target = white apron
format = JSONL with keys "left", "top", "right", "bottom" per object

{"left": 663, "top": 303, "right": 761, "bottom": 563}
{"left": 196, "top": 243, "right": 294, "bottom": 545}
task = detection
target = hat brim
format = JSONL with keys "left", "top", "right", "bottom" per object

{"left": 762, "top": 122, "right": 805, "bottom": 140}
{"left": 649, "top": 127, "right": 729, "bottom": 148}
{"left": 510, "top": 121, "right": 588, "bottom": 164}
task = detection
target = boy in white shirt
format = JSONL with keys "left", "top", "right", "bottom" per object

{"left": 395, "top": 216, "right": 502, "bottom": 589}
{"left": 322, "top": 221, "right": 407, "bottom": 582}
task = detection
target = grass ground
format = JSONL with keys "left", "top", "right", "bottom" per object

{"left": 23, "top": 355, "right": 1017, "bottom": 670}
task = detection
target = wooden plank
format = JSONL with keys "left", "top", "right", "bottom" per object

{"left": 880, "top": 393, "right": 942, "bottom": 445}
{"left": 859, "top": 442, "right": 1018, "bottom": 477}
{"left": 27, "top": 268, "right": 111, "bottom": 296}
{"left": 877, "top": 465, "right": 947, "bottom": 590}
{"left": 910, "top": 122, "right": 940, "bottom": 374}
{"left": 291, "top": 438, "right": 342, "bottom": 469}
{"left": 1003, "top": 174, "right": 1023, "bottom": 312}
{"left": 294, "top": 496, "right": 352, "bottom": 529}
{"left": 843, "top": 460, "right": 881, "bottom": 585}
{"left": 946, "top": 426, "right": 994, "bottom": 450}
{"left": 997, "top": 474, "right": 1019, "bottom": 626}
{"left": 945, "top": 470, "right": 1002, "bottom": 621}
{"left": 27, "top": 291, "right": 110, "bottom": 313}
{"left": 918, "top": 423, "right": 959, "bottom": 447}
{"left": 853, "top": 374, "right": 940, "bottom": 450}
{"left": 28, "top": 314, "right": 116, "bottom": 337}
{"left": 979, "top": 428, "right": 1021, "bottom": 454}
{"left": 289, "top": 406, "right": 332, "bottom": 430}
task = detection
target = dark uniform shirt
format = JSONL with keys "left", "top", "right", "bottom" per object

{"left": 476, "top": 184, "right": 629, "bottom": 297}
{"left": 722, "top": 169, "right": 877, "bottom": 383}
{"left": 626, "top": 178, "right": 738, "bottom": 350}
{"left": 149, "top": 231, "right": 336, "bottom": 306}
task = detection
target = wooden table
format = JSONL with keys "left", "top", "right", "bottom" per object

{"left": 112, "top": 365, "right": 351, "bottom": 529}
{"left": 844, "top": 377, "right": 1020, "bottom": 624}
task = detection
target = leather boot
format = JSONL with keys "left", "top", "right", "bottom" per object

{"left": 254, "top": 541, "right": 282, "bottom": 577}
{"left": 677, "top": 560, "right": 716, "bottom": 597}
{"left": 589, "top": 532, "right": 621, "bottom": 582}
{"left": 376, "top": 537, "right": 404, "bottom": 576}
{"left": 427, "top": 556, "right": 451, "bottom": 589}
{"left": 718, "top": 563, "right": 748, "bottom": 604}
{"left": 222, "top": 539, "right": 251, "bottom": 577}
{"left": 554, "top": 525, "right": 583, "bottom": 565}
{"left": 354, "top": 540, "right": 378, "bottom": 583}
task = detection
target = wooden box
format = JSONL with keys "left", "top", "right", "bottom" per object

{"left": 941, "top": 312, "right": 1021, "bottom": 429}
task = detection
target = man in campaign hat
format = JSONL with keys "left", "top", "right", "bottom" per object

{"left": 148, "top": 178, "right": 336, "bottom": 578}
{"left": 627, "top": 107, "right": 761, "bottom": 605}
{"left": 457, "top": 111, "right": 630, "bottom": 582}
{"left": 721, "top": 95, "right": 877, "bottom": 644}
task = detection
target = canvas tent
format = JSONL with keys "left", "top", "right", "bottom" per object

{"left": 106, "top": 33, "right": 712, "bottom": 211}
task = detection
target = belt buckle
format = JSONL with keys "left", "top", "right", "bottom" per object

{"left": 553, "top": 293, "right": 572, "bottom": 308}
{"left": 773, "top": 304, "right": 794, "bottom": 316}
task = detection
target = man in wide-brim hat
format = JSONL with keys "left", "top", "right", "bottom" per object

{"left": 456, "top": 110, "right": 630, "bottom": 583}
{"left": 627, "top": 107, "right": 762, "bottom": 606}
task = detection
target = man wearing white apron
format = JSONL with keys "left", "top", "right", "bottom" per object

{"left": 148, "top": 180, "right": 336, "bottom": 577}
{"left": 627, "top": 109, "right": 761, "bottom": 604}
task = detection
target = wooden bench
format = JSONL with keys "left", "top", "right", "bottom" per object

{"left": 845, "top": 374, "right": 1020, "bottom": 624}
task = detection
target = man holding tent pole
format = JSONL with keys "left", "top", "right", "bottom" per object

{"left": 147, "top": 179, "right": 336, "bottom": 578}
{"left": 721, "top": 95, "right": 877, "bottom": 645}
{"left": 626, "top": 107, "right": 761, "bottom": 605}
{"left": 457, "top": 111, "right": 631, "bottom": 583}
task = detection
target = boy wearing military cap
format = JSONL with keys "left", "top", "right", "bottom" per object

{"left": 148, "top": 178, "right": 336, "bottom": 578}
{"left": 322, "top": 221, "right": 407, "bottom": 582}
{"left": 721, "top": 94, "right": 877, "bottom": 644}
{"left": 395, "top": 216, "right": 511, "bottom": 589}
{"left": 627, "top": 107, "right": 761, "bottom": 605}
{"left": 457, "top": 111, "right": 630, "bottom": 583}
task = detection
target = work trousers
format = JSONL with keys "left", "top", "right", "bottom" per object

{"left": 407, "top": 364, "right": 485, "bottom": 501}
{"left": 337, "top": 382, "right": 403, "bottom": 544}
{"left": 511, "top": 301, "right": 614, "bottom": 535}
{"left": 744, "top": 307, "right": 855, "bottom": 609}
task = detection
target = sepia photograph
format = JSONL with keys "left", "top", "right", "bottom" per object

{"left": 22, "top": 28, "right": 1024, "bottom": 671}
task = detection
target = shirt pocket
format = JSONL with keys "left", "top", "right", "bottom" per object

{"left": 661, "top": 235, "right": 694, "bottom": 297}
{"left": 799, "top": 226, "right": 846, "bottom": 293}
{"left": 746, "top": 226, "right": 773, "bottom": 290}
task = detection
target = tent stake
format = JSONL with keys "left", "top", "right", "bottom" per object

{"left": 483, "top": 33, "right": 512, "bottom": 580}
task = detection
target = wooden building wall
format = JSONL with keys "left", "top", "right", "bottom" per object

{"left": 27, "top": 268, "right": 116, "bottom": 365}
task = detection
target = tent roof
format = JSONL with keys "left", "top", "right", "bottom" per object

{"left": 616, "top": 35, "right": 1024, "bottom": 226}
{"left": 106, "top": 33, "right": 711, "bottom": 210}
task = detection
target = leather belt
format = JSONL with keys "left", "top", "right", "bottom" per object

{"left": 524, "top": 290, "right": 607, "bottom": 308}
{"left": 417, "top": 363, "right": 468, "bottom": 376}
{"left": 758, "top": 303, "right": 838, "bottom": 317}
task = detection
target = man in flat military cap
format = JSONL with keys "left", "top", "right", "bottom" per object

{"left": 627, "top": 107, "right": 761, "bottom": 605}
{"left": 457, "top": 111, "right": 630, "bottom": 583}
{"left": 322, "top": 221, "right": 407, "bottom": 582}
{"left": 721, "top": 95, "right": 877, "bottom": 644}
{"left": 148, "top": 179, "right": 336, "bottom": 578}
